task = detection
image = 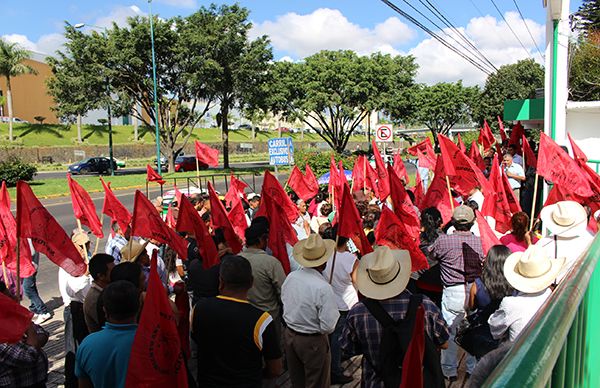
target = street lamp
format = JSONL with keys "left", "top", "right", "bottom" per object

{"left": 74, "top": 23, "right": 115, "bottom": 176}
{"left": 148, "top": 0, "right": 162, "bottom": 180}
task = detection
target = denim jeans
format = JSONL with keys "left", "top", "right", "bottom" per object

{"left": 329, "top": 310, "right": 348, "bottom": 377}
{"left": 23, "top": 272, "right": 49, "bottom": 315}
{"left": 441, "top": 284, "right": 476, "bottom": 377}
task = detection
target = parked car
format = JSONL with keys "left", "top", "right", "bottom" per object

{"left": 174, "top": 155, "right": 208, "bottom": 172}
{"left": 113, "top": 158, "right": 126, "bottom": 168}
{"left": 68, "top": 157, "right": 117, "bottom": 175}
{"left": 0, "top": 116, "right": 29, "bottom": 123}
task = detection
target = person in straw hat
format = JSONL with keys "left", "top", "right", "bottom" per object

{"left": 340, "top": 246, "right": 449, "bottom": 388}
{"left": 282, "top": 234, "right": 339, "bottom": 388}
{"left": 537, "top": 200, "right": 594, "bottom": 283}
{"left": 488, "top": 245, "right": 565, "bottom": 342}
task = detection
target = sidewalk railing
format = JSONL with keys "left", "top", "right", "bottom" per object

{"left": 483, "top": 236, "right": 600, "bottom": 387}
{"left": 165, "top": 172, "right": 261, "bottom": 194}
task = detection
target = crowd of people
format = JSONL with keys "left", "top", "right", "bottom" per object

{"left": 0, "top": 134, "right": 597, "bottom": 388}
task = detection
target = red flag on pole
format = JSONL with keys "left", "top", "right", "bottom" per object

{"left": 388, "top": 165, "right": 420, "bottom": 240}
{"left": 400, "top": 305, "right": 426, "bottom": 388}
{"left": 407, "top": 138, "right": 433, "bottom": 156}
{"left": 262, "top": 171, "right": 298, "bottom": 223}
{"left": 482, "top": 154, "right": 513, "bottom": 234}
{"left": 509, "top": 122, "right": 525, "bottom": 154}
{"left": 126, "top": 251, "right": 188, "bottom": 387}
{"left": 416, "top": 147, "right": 437, "bottom": 170}
{"left": 337, "top": 183, "right": 373, "bottom": 255}
{"left": 0, "top": 292, "right": 34, "bottom": 343}
{"left": 100, "top": 178, "right": 131, "bottom": 233}
{"left": 351, "top": 155, "right": 368, "bottom": 191}
{"left": 130, "top": 190, "right": 188, "bottom": 260}
{"left": 568, "top": 133, "right": 588, "bottom": 164}
{"left": 393, "top": 152, "right": 410, "bottom": 185}
{"left": 16, "top": 181, "right": 87, "bottom": 276}
{"left": 227, "top": 191, "right": 248, "bottom": 245}
{"left": 224, "top": 174, "right": 249, "bottom": 209}
{"left": 0, "top": 182, "right": 34, "bottom": 278}
{"left": 328, "top": 155, "right": 340, "bottom": 195}
{"left": 476, "top": 210, "right": 501, "bottom": 256}
{"left": 412, "top": 169, "right": 425, "bottom": 208}
{"left": 194, "top": 140, "right": 219, "bottom": 167}
{"left": 146, "top": 164, "right": 165, "bottom": 185}
{"left": 457, "top": 133, "right": 467, "bottom": 154}
{"left": 468, "top": 141, "right": 486, "bottom": 171}
{"left": 287, "top": 166, "right": 319, "bottom": 201}
{"left": 208, "top": 183, "right": 242, "bottom": 254}
{"left": 376, "top": 206, "right": 428, "bottom": 271}
{"left": 68, "top": 174, "right": 104, "bottom": 238}
{"left": 419, "top": 160, "right": 458, "bottom": 224}
{"left": 305, "top": 164, "right": 319, "bottom": 194}
{"left": 176, "top": 195, "right": 219, "bottom": 269}
{"left": 497, "top": 116, "right": 508, "bottom": 142}
{"left": 521, "top": 135, "right": 537, "bottom": 169}
{"left": 478, "top": 120, "right": 496, "bottom": 150}
{"left": 371, "top": 140, "right": 391, "bottom": 200}
{"left": 537, "top": 132, "right": 593, "bottom": 198}
{"left": 165, "top": 203, "right": 177, "bottom": 228}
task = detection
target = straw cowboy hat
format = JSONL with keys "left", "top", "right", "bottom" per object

{"left": 540, "top": 200, "right": 588, "bottom": 238}
{"left": 504, "top": 245, "right": 565, "bottom": 294}
{"left": 355, "top": 246, "right": 411, "bottom": 300}
{"left": 120, "top": 240, "right": 149, "bottom": 262}
{"left": 71, "top": 231, "right": 90, "bottom": 247}
{"left": 292, "top": 234, "right": 335, "bottom": 268}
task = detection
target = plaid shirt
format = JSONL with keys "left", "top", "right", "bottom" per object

{"left": 428, "top": 231, "right": 484, "bottom": 286}
{"left": 340, "top": 291, "right": 449, "bottom": 388}
{"left": 0, "top": 342, "right": 48, "bottom": 387}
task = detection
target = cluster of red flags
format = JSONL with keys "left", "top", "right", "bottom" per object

{"left": 477, "top": 120, "right": 496, "bottom": 150}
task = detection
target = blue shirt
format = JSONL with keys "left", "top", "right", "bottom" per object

{"left": 75, "top": 322, "right": 137, "bottom": 388}
{"left": 104, "top": 234, "right": 128, "bottom": 264}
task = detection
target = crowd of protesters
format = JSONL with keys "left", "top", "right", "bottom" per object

{"left": 1, "top": 129, "right": 598, "bottom": 388}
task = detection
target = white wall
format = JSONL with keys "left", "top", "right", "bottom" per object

{"left": 566, "top": 101, "right": 600, "bottom": 162}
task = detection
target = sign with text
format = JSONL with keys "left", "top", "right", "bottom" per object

{"left": 268, "top": 137, "right": 294, "bottom": 166}
{"left": 376, "top": 124, "right": 393, "bottom": 143}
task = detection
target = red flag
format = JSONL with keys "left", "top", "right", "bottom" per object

{"left": 476, "top": 210, "right": 501, "bottom": 256}
{"left": 407, "top": 138, "right": 433, "bottom": 156}
{"left": 68, "top": 175, "right": 104, "bottom": 238}
{"left": 328, "top": 155, "right": 340, "bottom": 195}
{"left": 261, "top": 171, "right": 298, "bottom": 223}
{"left": 351, "top": 155, "right": 368, "bottom": 192}
{"left": 419, "top": 160, "right": 457, "bottom": 224}
{"left": 227, "top": 191, "right": 248, "bottom": 245}
{"left": 502, "top": 169, "right": 522, "bottom": 213}
{"left": 412, "top": 169, "right": 425, "bottom": 208}
{"left": 126, "top": 251, "right": 188, "bottom": 387}
{"left": 375, "top": 207, "right": 428, "bottom": 271}
{"left": 255, "top": 192, "right": 297, "bottom": 274}
{"left": 208, "top": 183, "right": 242, "bottom": 254}
{"left": 457, "top": 133, "right": 466, "bottom": 154}
{"left": 287, "top": 166, "right": 318, "bottom": 201}
{"left": 305, "top": 164, "right": 319, "bottom": 194}
{"left": 100, "top": 178, "right": 131, "bottom": 233}
{"left": 416, "top": 147, "right": 436, "bottom": 170}
{"left": 468, "top": 141, "right": 486, "bottom": 171}
{"left": 16, "top": 181, "right": 86, "bottom": 276}
{"left": 388, "top": 165, "right": 420, "bottom": 240}
{"left": 478, "top": 120, "right": 496, "bottom": 150}
{"left": 176, "top": 195, "right": 218, "bottom": 269}
{"left": 498, "top": 116, "right": 508, "bottom": 142}
{"left": 337, "top": 183, "right": 373, "bottom": 255}
{"left": 537, "top": 132, "right": 593, "bottom": 198}
{"left": 393, "top": 152, "right": 410, "bottom": 184}
{"left": 400, "top": 305, "right": 425, "bottom": 388}
{"left": 482, "top": 154, "right": 513, "bottom": 234}
{"left": 371, "top": 140, "right": 391, "bottom": 200}
{"left": 0, "top": 291, "right": 34, "bottom": 343}
{"left": 194, "top": 140, "right": 219, "bottom": 167}
{"left": 568, "top": 133, "right": 588, "bottom": 164}
{"left": 146, "top": 164, "right": 165, "bottom": 185}
{"left": 521, "top": 135, "right": 537, "bottom": 169}
{"left": 0, "top": 182, "right": 34, "bottom": 278}
{"left": 509, "top": 122, "right": 525, "bottom": 154}
{"left": 131, "top": 191, "right": 188, "bottom": 260}
{"left": 224, "top": 174, "right": 249, "bottom": 209}
{"left": 165, "top": 203, "right": 177, "bottom": 228}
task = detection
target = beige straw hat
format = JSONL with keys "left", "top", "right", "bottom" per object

{"left": 504, "top": 245, "right": 565, "bottom": 294}
{"left": 540, "top": 201, "right": 587, "bottom": 238}
{"left": 292, "top": 234, "right": 335, "bottom": 268}
{"left": 120, "top": 240, "right": 149, "bottom": 262}
{"left": 355, "top": 246, "right": 411, "bottom": 300}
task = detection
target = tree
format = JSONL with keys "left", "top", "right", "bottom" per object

{"left": 574, "top": 0, "right": 600, "bottom": 35}
{"left": 0, "top": 39, "right": 37, "bottom": 142}
{"left": 569, "top": 32, "right": 600, "bottom": 101}
{"left": 403, "top": 82, "right": 479, "bottom": 148}
{"left": 265, "top": 51, "right": 417, "bottom": 153}
{"left": 475, "top": 59, "right": 544, "bottom": 122}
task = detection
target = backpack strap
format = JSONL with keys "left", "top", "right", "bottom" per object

{"left": 362, "top": 298, "right": 396, "bottom": 328}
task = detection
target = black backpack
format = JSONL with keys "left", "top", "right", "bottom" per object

{"left": 362, "top": 294, "right": 444, "bottom": 388}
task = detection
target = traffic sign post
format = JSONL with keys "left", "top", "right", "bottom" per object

{"left": 375, "top": 124, "right": 393, "bottom": 143}
{"left": 268, "top": 137, "right": 294, "bottom": 168}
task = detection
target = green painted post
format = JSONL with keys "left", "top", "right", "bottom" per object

{"left": 551, "top": 19, "right": 559, "bottom": 141}
{"left": 551, "top": 344, "right": 567, "bottom": 388}
{"left": 565, "top": 313, "right": 579, "bottom": 387}
{"left": 584, "top": 265, "right": 600, "bottom": 387}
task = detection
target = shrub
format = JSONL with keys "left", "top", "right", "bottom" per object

{"left": 0, "top": 157, "right": 37, "bottom": 186}
{"left": 294, "top": 148, "right": 357, "bottom": 178}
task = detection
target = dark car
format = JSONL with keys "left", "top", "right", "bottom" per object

{"left": 174, "top": 155, "right": 208, "bottom": 172}
{"left": 68, "top": 157, "right": 117, "bottom": 175}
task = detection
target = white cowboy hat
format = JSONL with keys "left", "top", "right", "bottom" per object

{"left": 540, "top": 200, "right": 588, "bottom": 238}
{"left": 504, "top": 245, "right": 565, "bottom": 294}
{"left": 292, "top": 234, "right": 335, "bottom": 268}
{"left": 355, "top": 246, "right": 411, "bottom": 300}
{"left": 120, "top": 240, "right": 149, "bottom": 263}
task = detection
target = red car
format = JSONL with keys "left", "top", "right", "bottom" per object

{"left": 174, "top": 155, "right": 208, "bottom": 172}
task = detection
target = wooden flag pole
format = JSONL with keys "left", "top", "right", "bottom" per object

{"left": 529, "top": 173, "right": 540, "bottom": 230}
{"left": 195, "top": 157, "right": 201, "bottom": 188}
{"left": 77, "top": 219, "right": 90, "bottom": 261}
{"left": 445, "top": 176, "right": 455, "bottom": 211}
{"left": 329, "top": 236, "right": 340, "bottom": 284}
{"left": 145, "top": 181, "right": 149, "bottom": 198}
{"left": 93, "top": 213, "right": 104, "bottom": 255}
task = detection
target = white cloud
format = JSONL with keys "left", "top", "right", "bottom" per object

{"left": 251, "top": 8, "right": 416, "bottom": 57}
{"left": 95, "top": 5, "right": 145, "bottom": 29}
{"left": 279, "top": 56, "right": 294, "bottom": 62}
{"left": 156, "top": 0, "right": 197, "bottom": 8}
{"left": 2, "top": 33, "right": 66, "bottom": 56}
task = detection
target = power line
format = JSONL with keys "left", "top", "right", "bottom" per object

{"left": 488, "top": 0, "right": 533, "bottom": 59}
{"left": 512, "top": 0, "right": 544, "bottom": 61}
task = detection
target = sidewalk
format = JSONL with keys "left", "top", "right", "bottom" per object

{"left": 39, "top": 304, "right": 66, "bottom": 387}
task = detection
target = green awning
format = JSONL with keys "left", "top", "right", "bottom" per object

{"left": 503, "top": 98, "right": 545, "bottom": 121}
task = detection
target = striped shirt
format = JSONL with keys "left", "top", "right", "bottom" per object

{"left": 429, "top": 231, "right": 484, "bottom": 286}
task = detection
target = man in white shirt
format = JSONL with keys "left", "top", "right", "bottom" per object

{"left": 502, "top": 154, "right": 526, "bottom": 199}
{"left": 282, "top": 234, "right": 339, "bottom": 388}
{"left": 508, "top": 144, "right": 524, "bottom": 167}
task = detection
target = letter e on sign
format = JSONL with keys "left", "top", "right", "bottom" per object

{"left": 376, "top": 124, "right": 393, "bottom": 143}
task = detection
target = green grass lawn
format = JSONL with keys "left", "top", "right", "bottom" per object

{"left": 0, "top": 123, "right": 357, "bottom": 147}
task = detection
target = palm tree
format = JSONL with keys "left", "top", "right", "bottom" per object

{"left": 0, "top": 39, "right": 37, "bottom": 141}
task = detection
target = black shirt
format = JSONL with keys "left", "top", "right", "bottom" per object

{"left": 187, "top": 258, "right": 220, "bottom": 303}
{"left": 191, "top": 296, "right": 281, "bottom": 388}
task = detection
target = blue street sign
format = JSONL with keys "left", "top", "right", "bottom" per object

{"left": 268, "top": 137, "right": 294, "bottom": 166}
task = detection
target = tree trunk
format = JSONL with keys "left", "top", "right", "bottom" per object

{"left": 301, "top": 126, "right": 304, "bottom": 141}
{"left": 221, "top": 103, "right": 230, "bottom": 169}
{"left": 77, "top": 114, "right": 82, "bottom": 143}
{"left": 6, "top": 79, "right": 13, "bottom": 142}
{"left": 133, "top": 113, "right": 139, "bottom": 141}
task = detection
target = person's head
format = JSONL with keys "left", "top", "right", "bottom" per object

{"left": 481, "top": 245, "right": 514, "bottom": 300}
{"left": 464, "top": 199, "right": 479, "bottom": 211}
{"left": 320, "top": 203, "right": 333, "bottom": 217}
{"left": 120, "top": 240, "right": 150, "bottom": 266}
{"left": 111, "top": 221, "right": 123, "bottom": 236}
{"left": 162, "top": 246, "right": 178, "bottom": 274}
{"left": 452, "top": 205, "right": 475, "bottom": 231}
{"left": 508, "top": 144, "right": 517, "bottom": 156}
{"left": 502, "top": 153, "right": 513, "bottom": 168}
{"left": 484, "top": 156, "right": 492, "bottom": 169}
{"left": 153, "top": 197, "right": 163, "bottom": 213}
{"left": 88, "top": 254, "right": 115, "bottom": 287}
{"left": 245, "top": 222, "right": 269, "bottom": 249}
{"left": 406, "top": 189, "right": 416, "bottom": 204}
{"left": 318, "top": 222, "right": 333, "bottom": 238}
{"left": 110, "top": 262, "right": 145, "bottom": 292}
{"left": 201, "top": 211, "right": 211, "bottom": 228}
{"left": 72, "top": 231, "right": 91, "bottom": 259}
{"left": 421, "top": 207, "right": 443, "bottom": 243}
{"left": 292, "top": 234, "right": 335, "bottom": 273}
{"left": 213, "top": 228, "right": 232, "bottom": 258}
{"left": 355, "top": 246, "right": 411, "bottom": 300}
{"left": 219, "top": 255, "right": 253, "bottom": 295}
{"left": 102, "top": 280, "right": 140, "bottom": 324}
{"left": 297, "top": 199, "right": 307, "bottom": 214}
{"left": 510, "top": 212, "right": 530, "bottom": 241}
{"left": 248, "top": 194, "right": 261, "bottom": 209}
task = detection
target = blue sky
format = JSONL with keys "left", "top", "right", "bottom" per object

{"left": 0, "top": 0, "right": 584, "bottom": 85}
